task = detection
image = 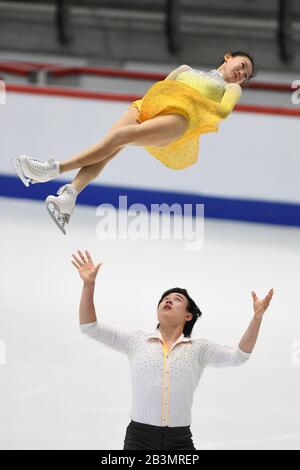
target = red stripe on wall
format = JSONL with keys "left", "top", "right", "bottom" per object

{"left": 47, "top": 66, "right": 163, "bottom": 81}
{"left": 6, "top": 83, "right": 139, "bottom": 103}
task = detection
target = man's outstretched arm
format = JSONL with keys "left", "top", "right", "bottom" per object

{"left": 72, "top": 250, "right": 133, "bottom": 355}
{"left": 71, "top": 249, "right": 102, "bottom": 325}
{"left": 201, "top": 288, "right": 274, "bottom": 368}
{"left": 239, "top": 289, "right": 274, "bottom": 353}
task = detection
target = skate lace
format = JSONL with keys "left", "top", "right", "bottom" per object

{"left": 30, "top": 157, "right": 53, "bottom": 165}
{"left": 57, "top": 184, "right": 69, "bottom": 196}
{"left": 57, "top": 184, "right": 77, "bottom": 197}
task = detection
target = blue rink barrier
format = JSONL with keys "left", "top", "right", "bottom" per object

{"left": 0, "top": 174, "right": 299, "bottom": 227}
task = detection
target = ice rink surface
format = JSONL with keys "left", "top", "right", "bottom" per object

{"left": 0, "top": 196, "right": 299, "bottom": 450}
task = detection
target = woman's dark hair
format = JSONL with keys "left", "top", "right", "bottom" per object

{"left": 156, "top": 287, "right": 202, "bottom": 337}
{"left": 218, "top": 50, "right": 257, "bottom": 83}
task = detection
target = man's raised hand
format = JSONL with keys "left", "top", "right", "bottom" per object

{"left": 251, "top": 289, "right": 274, "bottom": 320}
{"left": 71, "top": 250, "right": 102, "bottom": 284}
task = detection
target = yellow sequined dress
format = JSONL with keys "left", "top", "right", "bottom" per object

{"left": 130, "top": 68, "right": 242, "bottom": 170}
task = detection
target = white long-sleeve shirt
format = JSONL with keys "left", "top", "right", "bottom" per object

{"left": 80, "top": 322, "right": 251, "bottom": 427}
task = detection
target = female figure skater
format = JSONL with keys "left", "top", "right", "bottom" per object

{"left": 12, "top": 51, "right": 254, "bottom": 234}
{"left": 73, "top": 249, "right": 273, "bottom": 450}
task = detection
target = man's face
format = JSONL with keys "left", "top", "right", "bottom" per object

{"left": 221, "top": 54, "right": 253, "bottom": 85}
{"left": 157, "top": 292, "right": 193, "bottom": 328}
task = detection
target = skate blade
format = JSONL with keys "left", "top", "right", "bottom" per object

{"left": 46, "top": 202, "right": 67, "bottom": 235}
{"left": 11, "top": 157, "right": 31, "bottom": 187}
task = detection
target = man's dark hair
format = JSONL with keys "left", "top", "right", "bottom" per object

{"left": 218, "top": 50, "right": 257, "bottom": 84}
{"left": 156, "top": 287, "right": 202, "bottom": 337}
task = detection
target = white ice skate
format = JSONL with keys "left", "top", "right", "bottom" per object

{"left": 11, "top": 155, "right": 60, "bottom": 187}
{"left": 45, "top": 184, "right": 78, "bottom": 235}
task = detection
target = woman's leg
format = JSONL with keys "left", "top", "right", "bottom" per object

{"left": 70, "top": 153, "right": 115, "bottom": 194}
{"left": 43, "top": 107, "right": 143, "bottom": 234}
{"left": 70, "top": 106, "right": 141, "bottom": 193}
{"left": 60, "top": 112, "right": 188, "bottom": 174}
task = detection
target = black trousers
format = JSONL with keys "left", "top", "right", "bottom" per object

{"left": 123, "top": 420, "right": 196, "bottom": 450}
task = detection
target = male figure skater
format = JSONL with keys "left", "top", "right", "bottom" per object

{"left": 72, "top": 250, "right": 273, "bottom": 450}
